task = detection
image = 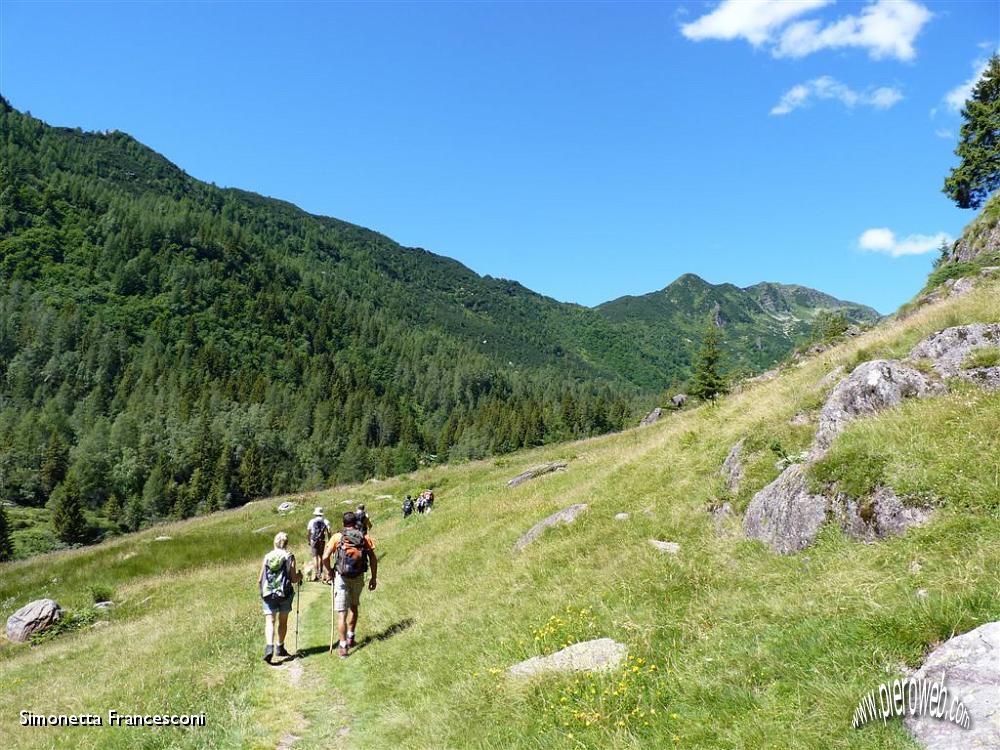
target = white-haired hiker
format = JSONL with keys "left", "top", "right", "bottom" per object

{"left": 259, "top": 531, "right": 302, "bottom": 663}
{"left": 306, "top": 507, "right": 331, "bottom": 583}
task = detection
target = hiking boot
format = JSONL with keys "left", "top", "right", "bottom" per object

{"left": 263, "top": 645, "right": 273, "bottom": 664}
{"left": 347, "top": 636, "right": 357, "bottom": 648}
{"left": 276, "top": 645, "right": 291, "bottom": 659}
{"left": 338, "top": 644, "right": 349, "bottom": 659}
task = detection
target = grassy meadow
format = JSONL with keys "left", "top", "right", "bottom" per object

{"left": 2, "top": 279, "right": 999, "bottom": 750}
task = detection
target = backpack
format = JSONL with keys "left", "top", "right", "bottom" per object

{"left": 356, "top": 510, "right": 370, "bottom": 530}
{"left": 335, "top": 529, "right": 369, "bottom": 578}
{"left": 403, "top": 500, "right": 413, "bottom": 513}
{"left": 261, "top": 549, "right": 293, "bottom": 603}
{"left": 308, "top": 517, "right": 328, "bottom": 544}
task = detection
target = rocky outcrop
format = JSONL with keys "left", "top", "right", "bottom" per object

{"left": 830, "top": 487, "right": 933, "bottom": 543}
{"left": 743, "top": 465, "right": 828, "bottom": 555}
{"left": 812, "top": 360, "right": 944, "bottom": 457}
{"left": 276, "top": 501, "right": 296, "bottom": 513}
{"left": 6, "top": 599, "right": 63, "bottom": 643}
{"left": 513, "top": 503, "right": 588, "bottom": 552}
{"left": 671, "top": 394, "right": 688, "bottom": 409}
{"left": 640, "top": 407, "right": 663, "bottom": 426}
{"left": 720, "top": 439, "right": 744, "bottom": 494}
{"left": 508, "top": 638, "right": 627, "bottom": 679}
{"left": 909, "top": 324, "right": 1000, "bottom": 388}
{"left": 507, "top": 461, "right": 568, "bottom": 488}
{"left": 905, "top": 621, "right": 1000, "bottom": 749}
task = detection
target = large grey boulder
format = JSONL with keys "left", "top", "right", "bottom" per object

{"left": 813, "top": 360, "right": 944, "bottom": 457}
{"left": 6, "top": 599, "right": 64, "bottom": 643}
{"left": 720, "top": 439, "right": 744, "bottom": 494}
{"left": 830, "top": 487, "right": 933, "bottom": 543}
{"left": 743, "top": 465, "right": 828, "bottom": 555}
{"left": 508, "top": 638, "right": 627, "bottom": 679}
{"left": 671, "top": 394, "right": 688, "bottom": 408}
{"left": 910, "top": 324, "right": 1000, "bottom": 389}
{"left": 905, "top": 621, "right": 1000, "bottom": 749}
{"left": 639, "top": 407, "right": 663, "bottom": 426}
{"left": 513, "top": 503, "right": 588, "bottom": 552}
{"left": 507, "top": 461, "right": 568, "bottom": 488}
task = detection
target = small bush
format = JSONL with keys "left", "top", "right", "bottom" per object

{"left": 962, "top": 347, "right": 1000, "bottom": 369}
{"left": 87, "top": 584, "right": 115, "bottom": 604}
{"left": 29, "top": 608, "right": 97, "bottom": 645}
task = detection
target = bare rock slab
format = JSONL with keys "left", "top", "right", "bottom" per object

{"left": 720, "top": 439, "right": 745, "bottom": 495}
{"left": 905, "top": 621, "right": 1000, "bottom": 750}
{"left": 514, "top": 503, "right": 588, "bottom": 552}
{"left": 6, "top": 599, "right": 63, "bottom": 643}
{"left": 743, "top": 465, "right": 828, "bottom": 555}
{"left": 508, "top": 638, "right": 627, "bottom": 679}
{"left": 507, "top": 461, "right": 568, "bottom": 488}
{"left": 831, "top": 487, "right": 933, "bottom": 543}
{"left": 639, "top": 407, "right": 663, "bottom": 426}
{"left": 813, "top": 360, "right": 944, "bottom": 457}
{"left": 648, "top": 539, "right": 680, "bottom": 554}
{"left": 910, "top": 324, "right": 1000, "bottom": 389}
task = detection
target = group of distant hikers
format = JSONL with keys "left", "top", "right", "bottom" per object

{"left": 258, "top": 503, "right": 377, "bottom": 662}
{"left": 401, "top": 489, "right": 434, "bottom": 518}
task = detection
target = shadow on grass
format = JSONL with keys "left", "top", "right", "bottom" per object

{"left": 295, "top": 617, "right": 415, "bottom": 659}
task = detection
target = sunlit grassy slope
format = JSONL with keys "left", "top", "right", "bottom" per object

{"left": 2, "top": 280, "right": 998, "bottom": 750}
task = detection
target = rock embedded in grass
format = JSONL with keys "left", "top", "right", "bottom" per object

{"left": 639, "top": 407, "right": 663, "bottom": 426}
{"left": 276, "top": 501, "right": 296, "bottom": 513}
{"left": 6, "top": 599, "right": 63, "bottom": 643}
{"left": 909, "top": 323, "right": 1000, "bottom": 388}
{"left": 720, "top": 439, "right": 744, "bottom": 494}
{"left": 614, "top": 512, "right": 629, "bottom": 521}
{"left": 153, "top": 535, "right": 172, "bottom": 542}
{"left": 507, "top": 638, "right": 627, "bottom": 679}
{"left": 506, "top": 461, "right": 568, "bottom": 488}
{"left": 905, "top": 621, "right": 1000, "bottom": 750}
{"left": 812, "top": 360, "right": 945, "bottom": 458}
{"left": 830, "top": 488, "right": 933, "bottom": 543}
{"left": 513, "top": 503, "right": 588, "bottom": 552}
{"left": 648, "top": 539, "right": 680, "bottom": 554}
{"left": 743, "top": 465, "right": 828, "bottom": 555}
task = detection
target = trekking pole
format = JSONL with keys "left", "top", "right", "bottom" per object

{"left": 329, "top": 572, "right": 335, "bottom": 655}
{"left": 294, "top": 580, "right": 301, "bottom": 657}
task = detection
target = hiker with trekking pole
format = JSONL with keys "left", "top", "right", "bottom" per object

{"left": 258, "top": 531, "right": 303, "bottom": 664}
{"left": 322, "top": 511, "right": 377, "bottom": 659}
{"left": 306, "top": 507, "right": 331, "bottom": 583}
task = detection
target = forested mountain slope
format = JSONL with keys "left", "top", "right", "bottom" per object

{"left": 0, "top": 99, "right": 875, "bottom": 555}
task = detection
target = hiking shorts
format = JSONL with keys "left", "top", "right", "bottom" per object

{"left": 333, "top": 573, "right": 365, "bottom": 612}
{"left": 262, "top": 594, "right": 293, "bottom": 616}
{"left": 310, "top": 538, "right": 326, "bottom": 557}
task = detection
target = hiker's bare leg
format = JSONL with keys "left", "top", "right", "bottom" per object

{"left": 277, "top": 612, "right": 289, "bottom": 644}
{"left": 265, "top": 614, "right": 275, "bottom": 645}
{"left": 337, "top": 611, "right": 347, "bottom": 642}
{"left": 347, "top": 606, "right": 358, "bottom": 635}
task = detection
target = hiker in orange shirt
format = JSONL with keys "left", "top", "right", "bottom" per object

{"left": 322, "top": 511, "right": 378, "bottom": 658}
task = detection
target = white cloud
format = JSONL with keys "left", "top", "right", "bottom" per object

{"left": 934, "top": 128, "right": 954, "bottom": 139}
{"left": 681, "top": 0, "right": 831, "bottom": 46}
{"left": 775, "top": 0, "right": 932, "bottom": 60}
{"left": 944, "top": 56, "right": 991, "bottom": 113}
{"left": 858, "top": 227, "right": 952, "bottom": 257}
{"left": 683, "top": 0, "right": 932, "bottom": 61}
{"left": 770, "top": 77, "right": 903, "bottom": 115}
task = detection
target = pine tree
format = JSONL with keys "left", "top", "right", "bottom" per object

{"left": 690, "top": 321, "right": 727, "bottom": 402}
{"left": 944, "top": 54, "right": 1000, "bottom": 209}
{"left": 0, "top": 503, "right": 13, "bottom": 561}
{"left": 51, "top": 476, "right": 88, "bottom": 544}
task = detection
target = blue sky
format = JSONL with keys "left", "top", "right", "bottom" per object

{"left": 1, "top": 1, "right": 996, "bottom": 314}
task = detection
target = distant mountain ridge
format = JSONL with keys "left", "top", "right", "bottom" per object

{"left": 596, "top": 273, "right": 880, "bottom": 377}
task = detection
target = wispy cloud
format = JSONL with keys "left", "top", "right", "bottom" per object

{"left": 858, "top": 227, "right": 951, "bottom": 257}
{"left": 682, "top": 0, "right": 932, "bottom": 61}
{"left": 934, "top": 128, "right": 954, "bottom": 140}
{"left": 770, "top": 77, "right": 902, "bottom": 115}
{"left": 944, "top": 55, "right": 992, "bottom": 113}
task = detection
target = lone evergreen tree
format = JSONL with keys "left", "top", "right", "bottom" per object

{"left": 944, "top": 54, "right": 1000, "bottom": 209}
{"left": 50, "top": 476, "right": 88, "bottom": 545}
{"left": 0, "top": 503, "right": 13, "bottom": 561}
{"left": 691, "top": 321, "right": 727, "bottom": 401}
